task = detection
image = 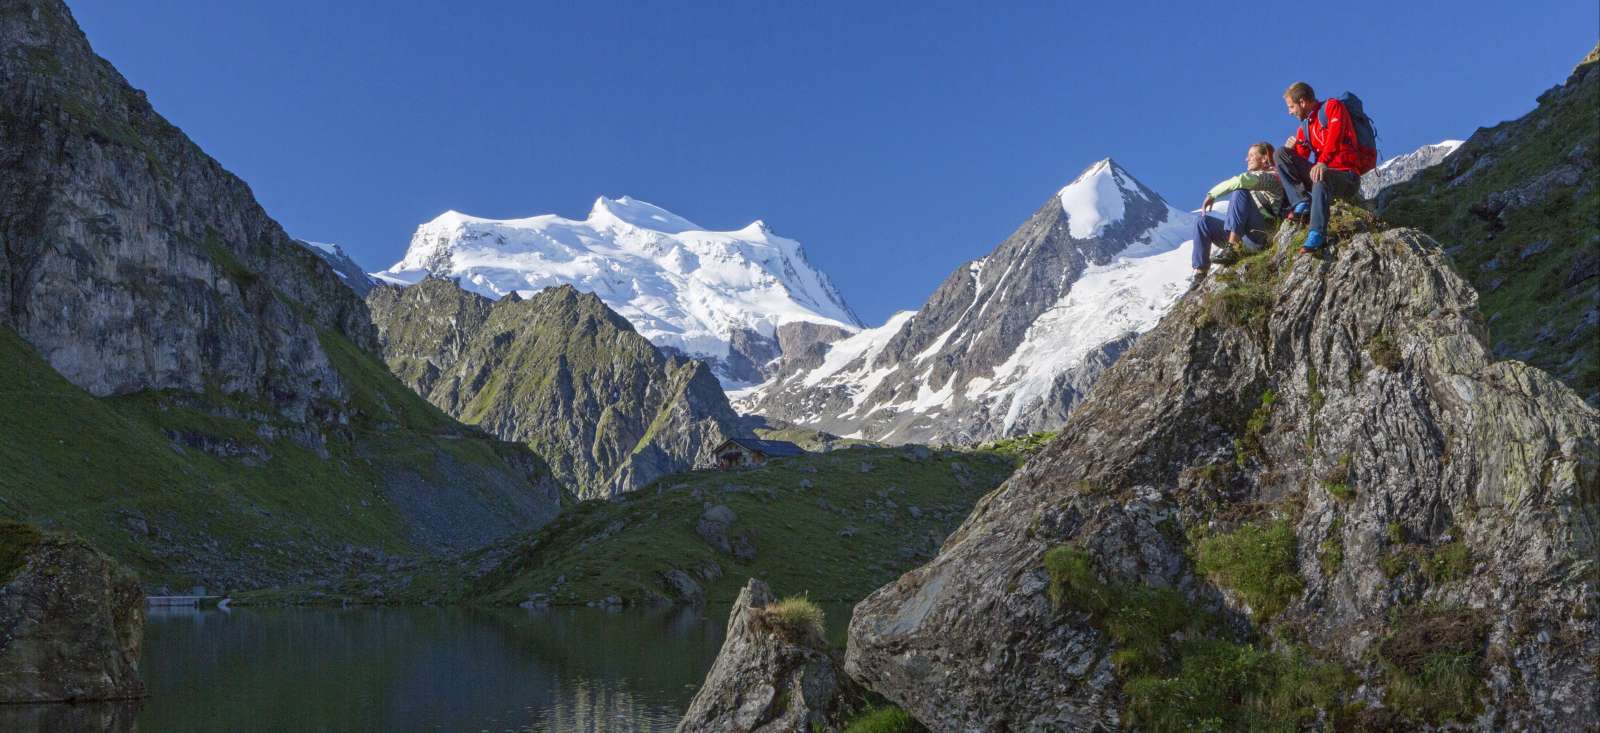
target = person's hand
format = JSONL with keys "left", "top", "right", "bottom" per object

{"left": 1310, "top": 162, "right": 1327, "bottom": 183}
{"left": 1285, "top": 135, "right": 1298, "bottom": 150}
{"left": 1202, "top": 195, "right": 1215, "bottom": 213}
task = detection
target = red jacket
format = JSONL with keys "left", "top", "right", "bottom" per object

{"left": 1291, "top": 98, "right": 1376, "bottom": 174}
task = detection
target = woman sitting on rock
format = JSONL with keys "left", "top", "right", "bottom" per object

{"left": 1192, "top": 142, "right": 1285, "bottom": 287}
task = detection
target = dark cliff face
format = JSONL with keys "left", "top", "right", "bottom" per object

{"left": 368, "top": 278, "right": 748, "bottom": 499}
{"left": 846, "top": 219, "right": 1599, "bottom": 731}
{"left": 1379, "top": 45, "right": 1599, "bottom": 406}
{"left": 0, "top": 0, "right": 384, "bottom": 419}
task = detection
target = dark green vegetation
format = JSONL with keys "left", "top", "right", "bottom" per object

{"left": 978, "top": 430, "right": 1059, "bottom": 459}
{"left": 1379, "top": 46, "right": 1599, "bottom": 402}
{"left": 468, "top": 445, "right": 1021, "bottom": 606}
{"left": 1043, "top": 546, "right": 1353, "bottom": 731}
{"left": 841, "top": 706, "right": 926, "bottom": 733}
{"left": 1375, "top": 607, "right": 1490, "bottom": 726}
{"left": 0, "top": 326, "right": 554, "bottom": 591}
{"left": 1193, "top": 520, "right": 1305, "bottom": 623}
{"left": 0, "top": 521, "right": 44, "bottom": 583}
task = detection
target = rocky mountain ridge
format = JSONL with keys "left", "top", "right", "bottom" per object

{"left": 373, "top": 196, "right": 861, "bottom": 385}
{"left": 1360, "top": 139, "right": 1464, "bottom": 199}
{"left": 737, "top": 158, "right": 1194, "bottom": 446}
{"left": 366, "top": 277, "right": 747, "bottom": 499}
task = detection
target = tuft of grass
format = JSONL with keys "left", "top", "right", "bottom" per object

{"left": 841, "top": 706, "right": 925, "bottom": 733}
{"left": 1318, "top": 518, "right": 1345, "bottom": 577}
{"left": 1233, "top": 390, "right": 1278, "bottom": 468}
{"left": 765, "top": 596, "right": 826, "bottom": 644}
{"left": 1377, "top": 607, "right": 1489, "bottom": 725}
{"left": 1043, "top": 545, "right": 1116, "bottom": 617}
{"left": 1193, "top": 520, "right": 1305, "bottom": 623}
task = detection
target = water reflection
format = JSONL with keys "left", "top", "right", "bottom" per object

{"left": 0, "top": 602, "right": 851, "bottom": 733}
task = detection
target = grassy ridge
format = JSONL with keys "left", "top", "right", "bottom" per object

{"left": 467, "top": 443, "right": 1030, "bottom": 606}
{"left": 1379, "top": 50, "right": 1598, "bottom": 399}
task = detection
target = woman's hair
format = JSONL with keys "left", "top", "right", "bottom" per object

{"left": 1250, "top": 141, "right": 1275, "bottom": 158}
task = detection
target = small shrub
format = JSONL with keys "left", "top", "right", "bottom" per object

{"left": 765, "top": 596, "right": 826, "bottom": 644}
{"left": 1319, "top": 518, "right": 1345, "bottom": 577}
{"left": 842, "top": 706, "right": 925, "bottom": 733}
{"left": 1043, "top": 545, "right": 1114, "bottom": 617}
{"left": 1386, "top": 521, "right": 1405, "bottom": 545}
{"left": 1422, "top": 537, "right": 1473, "bottom": 583}
{"left": 1233, "top": 390, "right": 1278, "bottom": 467}
{"left": 1368, "top": 331, "right": 1401, "bottom": 371}
{"left": 1324, "top": 482, "right": 1353, "bottom": 502}
{"left": 1194, "top": 520, "right": 1305, "bottom": 623}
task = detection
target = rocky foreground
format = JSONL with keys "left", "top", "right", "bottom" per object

{"left": 676, "top": 579, "right": 866, "bottom": 733}
{"left": 685, "top": 215, "right": 1598, "bottom": 731}
{"left": 0, "top": 523, "right": 144, "bottom": 703}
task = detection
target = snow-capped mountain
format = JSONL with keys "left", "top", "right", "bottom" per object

{"left": 1361, "top": 139, "right": 1464, "bottom": 199}
{"left": 736, "top": 158, "right": 1196, "bottom": 445}
{"left": 372, "top": 196, "right": 861, "bottom": 384}
{"left": 296, "top": 240, "right": 378, "bottom": 296}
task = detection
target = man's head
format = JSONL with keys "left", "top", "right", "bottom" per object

{"left": 1283, "top": 81, "right": 1318, "bottom": 120}
{"left": 1246, "top": 142, "right": 1274, "bottom": 171}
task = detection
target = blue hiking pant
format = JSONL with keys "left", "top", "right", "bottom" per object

{"left": 1274, "top": 146, "right": 1359, "bottom": 235}
{"left": 1191, "top": 188, "right": 1266, "bottom": 269}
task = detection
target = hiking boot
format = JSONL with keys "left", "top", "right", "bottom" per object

{"left": 1189, "top": 267, "right": 1209, "bottom": 291}
{"left": 1213, "top": 248, "right": 1243, "bottom": 266}
{"left": 1285, "top": 201, "right": 1310, "bottom": 223}
{"left": 1299, "top": 228, "right": 1326, "bottom": 255}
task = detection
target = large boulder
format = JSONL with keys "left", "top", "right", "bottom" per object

{"left": 678, "top": 579, "right": 866, "bottom": 732}
{"left": 846, "top": 219, "right": 1599, "bottom": 730}
{"left": 0, "top": 523, "right": 145, "bottom": 703}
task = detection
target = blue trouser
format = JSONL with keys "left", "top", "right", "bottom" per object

{"left": 1191, "top": 189, "right": 1265, "bottom": 269}
{"left": 1274, "top": 146, "right": 1359, "bottom": 236}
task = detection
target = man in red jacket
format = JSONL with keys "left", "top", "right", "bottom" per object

{"left": 1274, "top": 81, "right": 1369, "bottom": 252}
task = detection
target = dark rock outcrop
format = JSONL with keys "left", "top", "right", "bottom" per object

{"left": 846, "top": 220, "right": 1599, "bottom": 730}
{"left": 0, "top": 524, "right": 144, "bottom": 703}
{"left": 366, "top": 278, "right": 748, "bottom": 498}
{"left": 678, "top": 579, "right": 866, "bottom": 732}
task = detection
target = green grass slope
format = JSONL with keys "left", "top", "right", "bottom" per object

{"left": 0, "top": 325, "right": 555, "bottom": 592}
{"left": 465, "top": 442, "right": 1038, "bottom": 606}
{"left": 1378, "top": 46, "right": 1599, "bottom": 401}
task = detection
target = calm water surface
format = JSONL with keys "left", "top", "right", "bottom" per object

{"left": 0, "top": 602, "right": 852, "bottom": 732}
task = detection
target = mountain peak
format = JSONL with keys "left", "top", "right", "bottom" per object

{"left": 587, "top": 195, "right": 701, "bottom": 234}
{"left": 1056, "top": 157, "right": 1156, "bottom": 239}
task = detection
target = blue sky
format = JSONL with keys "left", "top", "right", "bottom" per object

{"left": 71, "top": 1, "right": 1596, "bottom": 325}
